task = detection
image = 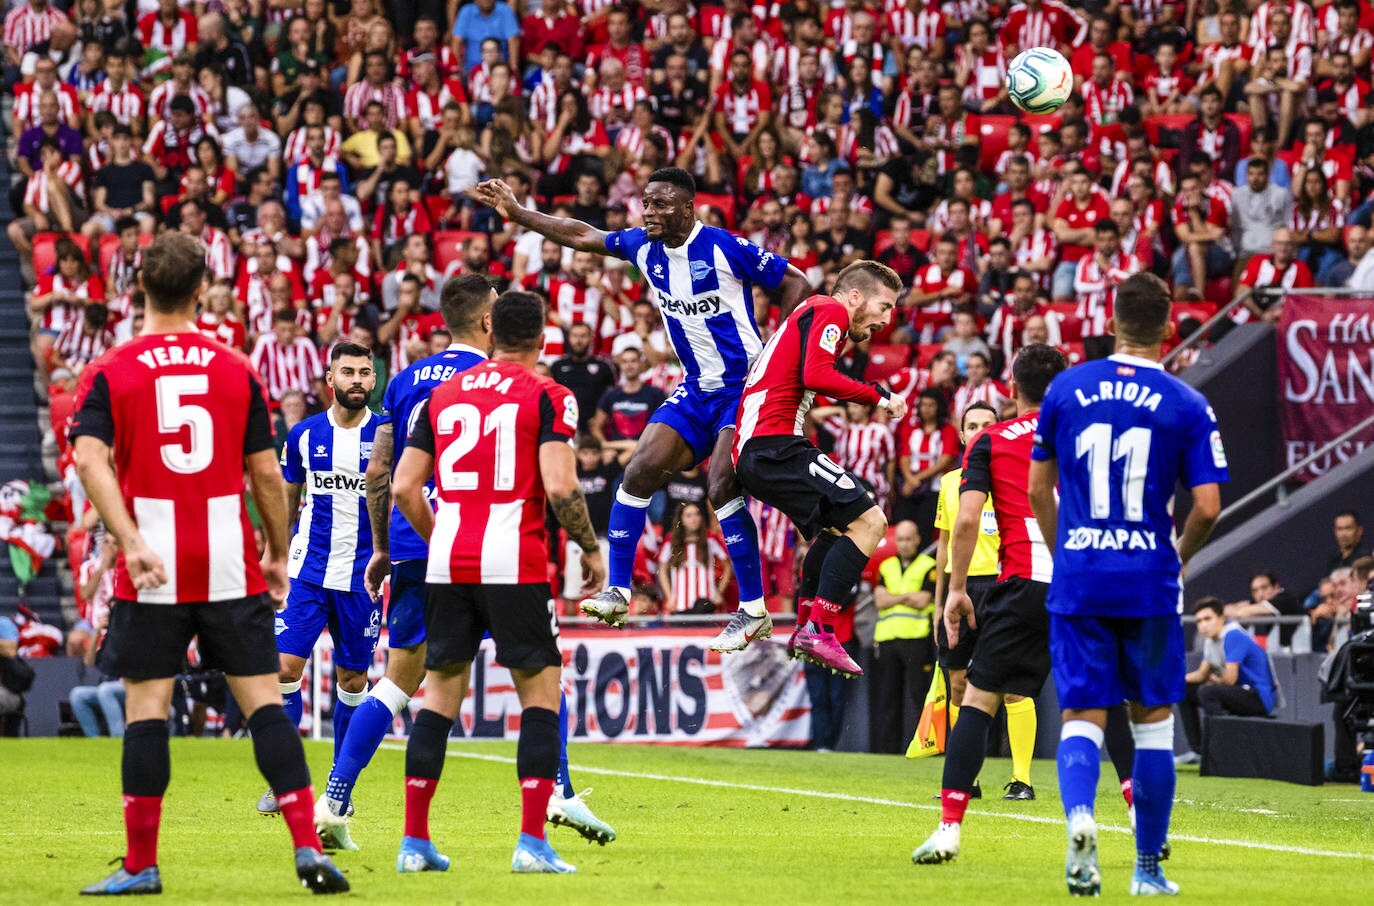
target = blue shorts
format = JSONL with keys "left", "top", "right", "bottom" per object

{"left": 1049, "top": 613, "right": 1186, "bottom": 710}
{"left": 387, "top": 559, "right": 428, "bottom": 649}
{"left": 275, "top": 580, "right": 380, "bottom": 672}
{"left": 652, "top": 381, "right": 740, "bottom": 464}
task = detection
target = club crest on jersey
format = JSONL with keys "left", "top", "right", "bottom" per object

{"left": 689, "top": 260, "right": 713, "bottom": 281}
{"left": 818, "top": 323, "right": 842, "bottom": 354}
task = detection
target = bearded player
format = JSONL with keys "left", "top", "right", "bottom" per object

{"left": 731, "top": 261, "right": 909, "bottom": 677}
{"left": 469, "top": 171, "right": 820, "bottom": 662}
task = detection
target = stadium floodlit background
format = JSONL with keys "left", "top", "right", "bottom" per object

{"left": 0, "top": 0, "right": 1372, "bottom": 899}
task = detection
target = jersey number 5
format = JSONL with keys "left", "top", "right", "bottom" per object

{"left": 436, "top": 403, "right": 519, "bottom": 492}
{"left": 1075, "top": 422, "right": 1150, "bottom": 521}
{"left": 155, "top": 374, "right": 213, "bottom": 475}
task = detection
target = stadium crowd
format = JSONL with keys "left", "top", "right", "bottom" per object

{"left": 6, "top": 0, "right": 1374, "bottom": 628}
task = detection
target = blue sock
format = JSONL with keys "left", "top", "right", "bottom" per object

{"left": 1131, "top": 718, "right": 1177, "bottom": 874}
{"left": 333, "top": 690, "right": 364, "bottom": 762}
{"left": 282, "top": 685, "right": 303, "bottom": 727}
{"left": 606, "top": 487, "right": 650, "bottom": 592}
{"left": 556, "top": 690, "right": 574, "bottom": 796}
{"left": 326, "top": 681, "right": 407, "bottom": 809}
{"left": 716, "top": 498, "right": 765, "bottom": 614}
{"left": 1057, "top": 720, "right": 1104, "bottom": 819}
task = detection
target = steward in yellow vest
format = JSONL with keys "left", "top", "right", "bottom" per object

{"left": 870, "top": 520, "right": 936, "bottom": 754}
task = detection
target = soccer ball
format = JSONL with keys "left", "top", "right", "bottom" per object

{"left": 1007, "top": 48, "right": 1074, "bottom": 114}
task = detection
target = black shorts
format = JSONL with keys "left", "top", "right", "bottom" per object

{"left": 937, "top": 575, "right": 996, "bottom": 671}
{"left": 424, "top": 582, "right": 562, "bottom": 672}
{"left": 97, "top": 595, "right": 279, "bottom": 680}
{"left": 735, "top": 436, "right": 876, "bottom": 541}
{"left": 964, "top": 577, "right": 1051, "bottom": 699}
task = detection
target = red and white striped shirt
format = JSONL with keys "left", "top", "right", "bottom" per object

{"left": 14, "top": 82, "right": 79, "bottom": 129}
{"left": 36, "top": 272, "right": 105, "bottom": 332}
{"left": 1074, "top": 250, "right": 1141, "bottom": 336}
{"left": 829, "top": 418, "right": 896, "bottom": 505}
{"left": 372, "top": 204, "right": 433, "bottom": 247}
{"left": 387, "top": 312, "right": 443, "bottom": 375}
{"left": 1233, "top": 255, "right": 1313, "bottom": 322}
{"left": 55, "top": 322, "right": 115, "bottom": 367}
{"left": 198, "top": 227, "right": 235, "bottom": 282}
{"left": 24, "top": 161, "right": 85, "bottom": 211}
{"left": 953, "top": 378, "right": 1009, "bottom": 418}
{"left": 887, "top": 4, "right": 946, "bottom": 49}
{"left": 106, "top": 250, "right": 142, "bottom": 301}
{"left": 548, "top": 277, "right": 604, "bottom": 330}
{"left": 235, "top": 271, "right": 281, "bottom": 337}
{"left": 137, "top": 10, "right": 197, "bottom": 54}
{"left": 86, "top": 80, "right": 146, "bottom": 125}
{"left": 659, "top": 535, "right": 728, "bottom": 612}
{"left": 396, "top": 44, "right": 461, "bottom": 85}
{"left": 1249, "top": 0, "right": 1316, "bottom": 50}
{"left": 196, "top": 311, "right": 247, "bottom": 350}
{"left": 1326, "top": 29, "right": 1374, "bottom": 68}
{"left": 148, "top": 81, "right": 211, "bottom": 121}
{"left": 589, "top": 82, "right": 647, "bottom": 125}
{"left": 928, "top": 197, "right": 992, "bottom": 233}
{"left": 1290, "top": 200, "right": 1344, "bottom": 233}
{"left": 406, "top": 80, "right": 469, "bottom": 133}
{"left": 715, "top": 80, "right": 772, "bottom": 136}
{"left": 250, "top": 334, "right": 322, "bottom": 401}
{"left": 2, "top": 3, "right": 67, "bottom": 56}
{"left": 1250, "top": 41, "right": 1313, "bottom": 82}
{"left": 616, "top": 123, "right": 676, "bottom": 162}
{"left": 546, "top": 121, "right": 609, "bottom": 173}
{"left": 811, "top": 193, "right": 876, "bottom": 221}
{"left": 1081, "top": 77, "right": 1134, "bottom": 126}
{"left": 988, "top": 303, "right": 1063, "bottom": 365}
{"left": 282, "top": 125, "right": 342, "bottom": 164}
{"left": 343, "top": 80, "right": 407, "bottom": 131}
{"left": 708, "top": 36, "right": 771, "bottom": 81}
{"left": 1200, "top": 41, "right": 1249, "bottom": 83}
{"left": 143, "top": 119, "right": 213, "bottom": 172}
{"left": 885, "top": 366, "right": 931, "bottom": 407}
{"left": 959, "top": 46, "right": 1008, "bottom": 101}
{"left": 528, "top": 77, "right": 570, "bottom": 131}
{"left": 748, "top": 499, "right": 795, "bottom": 562}
{"left": 1013, "top": 229, "right": 1058, "bottom": 290}
{"left": 901, "top": 421, "right": 959, "bottom": 494}
{"left": 998, "top": 0, "right": 1088, "bottom": 51}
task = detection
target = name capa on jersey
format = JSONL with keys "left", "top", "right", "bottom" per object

{"left": 459, "top": 368, "right": 515, "bottom": 393}
{"left": 1071, "top": 380, "right": 1163, "bottom": 411}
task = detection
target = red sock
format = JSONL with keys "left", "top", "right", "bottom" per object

{"left": 520, "top": 777, "right": 555, "bottom": 840}
{"left": 940, "top": 789, "right": 971, "bottom": 825}
{"left": 276, "top": 787, "right": 322, "bottom": 852}
{"left": 122, "top": 794, "right": 162, "bottom": 873}
{"left": 404, "top": 777, "right": 438, "bottom": 840}
{"left": 1120, "top": 778, "right": 1134, "bottom": 809}
{"left": 796, "top": 599, "right": 812, "bottom": 625}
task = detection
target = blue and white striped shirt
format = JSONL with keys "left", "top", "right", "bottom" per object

{"left": 606, "top": 223, "right": 788, "bottom": 392}
{"left": 282, "top": 409, "right": 379, "bottom": 592}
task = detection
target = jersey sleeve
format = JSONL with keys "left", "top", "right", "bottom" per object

{"left": 408, "top": 398, "right": 436, "bottom": 455}
{"left": 720, "top": 231, "right": 789, "bottom": 290}
{"left": 539, "top": 382, "right": 579, "bottom": 445}
{"left": 933, "top": 472, "right": 956, "bottom": 532}
{"left": 605, "top": 227, "right": 648, "bottom": 263}
{"left": 280, "top": 420, "right": 307, "bottom": 484}
{"left": 1182, "top": 396, "right": 1229, "bottom": 488}
{"left": 960, "top": 430, "right": 993, "bottom": 496}
{"left": 244, "top": 371, "right": 275, "bottom": 456}
{"left": 801, "top": 303, "right": 884, "bottom": 406}
{"left": 1031, "top": 383, "right": 1062, "bottom": 461}
{"left": 68, "top": 369, "right": 114, "bottom": 446}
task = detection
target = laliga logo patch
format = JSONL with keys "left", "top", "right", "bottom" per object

{"left": 690, "top": 260, "right": 712, "bottom": 281}
{"left": 563, "top": 395, "right": 580, "bottom": 430}
{"left": 1210, "top": 430, "right": 1228, "bottom": 469}
{"left": 818, "top": 323, "right": 842, "bottom": 354}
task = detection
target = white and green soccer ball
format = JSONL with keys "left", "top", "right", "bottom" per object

{"left": 1007, "top": 47, "right": 1074, "bottom": 114}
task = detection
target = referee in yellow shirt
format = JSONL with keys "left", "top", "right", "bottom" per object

{"left": 933, "top": 401, "right": 1037, "bottom": 800}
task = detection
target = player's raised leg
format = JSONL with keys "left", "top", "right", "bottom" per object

{"left": 707, "top": 426, "right": 772, "bottom": 652}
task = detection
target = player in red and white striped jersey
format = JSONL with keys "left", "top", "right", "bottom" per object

{"left": 69, "top": 232, "right": 345, "bottom": 895}
{"left": 250, "top": 311, "right": 323, "bottom": 401}
{"left": 391, "top": 290, "right": 601, "bottom": 874}
{"left": 658, "top": 502, "right": 731, "bottom": 612}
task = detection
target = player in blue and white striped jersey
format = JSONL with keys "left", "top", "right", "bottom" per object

{"left": 472, "top": 170, "right": 812, "bottom": 652}
{"left": 257, "top": 342, "right": 380, "bottom": 825}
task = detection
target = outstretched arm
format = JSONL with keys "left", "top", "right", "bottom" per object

{"left": 470, "top": 178, "right": 610, "bottom": 254}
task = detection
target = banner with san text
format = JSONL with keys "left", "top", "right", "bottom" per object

{"left": 311, "top": 628, "right": 812, "bottom": 747}
{"left": 1277, "top": 294, "right": 1374, "bottom": 482}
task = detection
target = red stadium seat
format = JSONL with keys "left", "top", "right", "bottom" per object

{"left": 914, "top": 342, "right": 943, "bottom": 367}
{"left": 873, "top": 229, "right": 893, "bottom": 255}
{"left": 424, "top": 194, "right": 452, "bottom": 225}
{"left": 695, "top": 192, "right": 737, "bottom": 228}
{"left": 1172, "top": 302, "right": 1218, "bottom": 325}
{"left": 97, "top": 231, "right": 153, "bottom": 276}
{"left": 973, "top": 114, "right": 1016, "bottom": 175}
{"left": 1048, "top": 303, "right": 1082, "bottom": 342}
{"left": 159, "top": 194, "right": 179, "bottom": 215}
{"left": 32, "top": 232, "right": 91, "bottom": 276}
{"left": 1203, "top": 277, "right": 1233, "bottom": 304}
{"left": 1142, "top": 114, "right": 1195, "bottom": 147}
{"left": 432, "top": 230, "right": 485, "bottom": 273}
{"left": 1223, "top": 113, "right": 1252, "bottom": 154}
{"left": 1019, "top": 113, "right": 1062, "bottom": 135}
{"left": 1063, "top": 341, "right": 1086, "bottom": 365}
{"left": 865, "top": 343, "right": 911, "bottom": 383}
{"left": 910, "top": 228, "right": 931, "bottom": 253}
{"left": 862, "top": 526, "right": 899, "bottom": 584}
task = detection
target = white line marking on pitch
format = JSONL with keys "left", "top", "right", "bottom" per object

{"left": 389, "top": 745, "right": 1374, "bottom": 863}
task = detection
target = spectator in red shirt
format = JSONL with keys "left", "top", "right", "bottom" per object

{"left": 1051, "top": 165, "right": 1111, "bottom": 299}
{"left": 894, "top": 388, "right": 958, "bottom": 542}
{"left": 1070, "top": 15, "right": 1132, "bottom": 86}
{"left": 1140, "top": 42, "right": 1196, "bottom": 115}
{"left": 1229, "top": 228, "right": 1313, "bottom": 326}
{"left": 714, "top": 49, "right": 773, "bottom": 160}
{"left": 905, "top": 234, "right": 976, "bottom": 342}
{"left": 1172, "top": 171, "right": 1234, "bottom": 296}
{"left": 876, "top": 213, "right": 929, "bottom": 285}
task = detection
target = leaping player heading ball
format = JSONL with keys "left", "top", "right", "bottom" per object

{"left": 469, "top": 170, "right": 816, "bottom": 660}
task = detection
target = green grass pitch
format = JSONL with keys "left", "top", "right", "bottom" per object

{"left": 4, "top": 738, "right": 1371, "bottom": 904}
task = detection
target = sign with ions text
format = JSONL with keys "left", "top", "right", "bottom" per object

{"left": 1277, "top": 295, "right": 1374, "bottom": 482}
{"left": 308, "top": 628, "right": 812, "bottom": 747}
